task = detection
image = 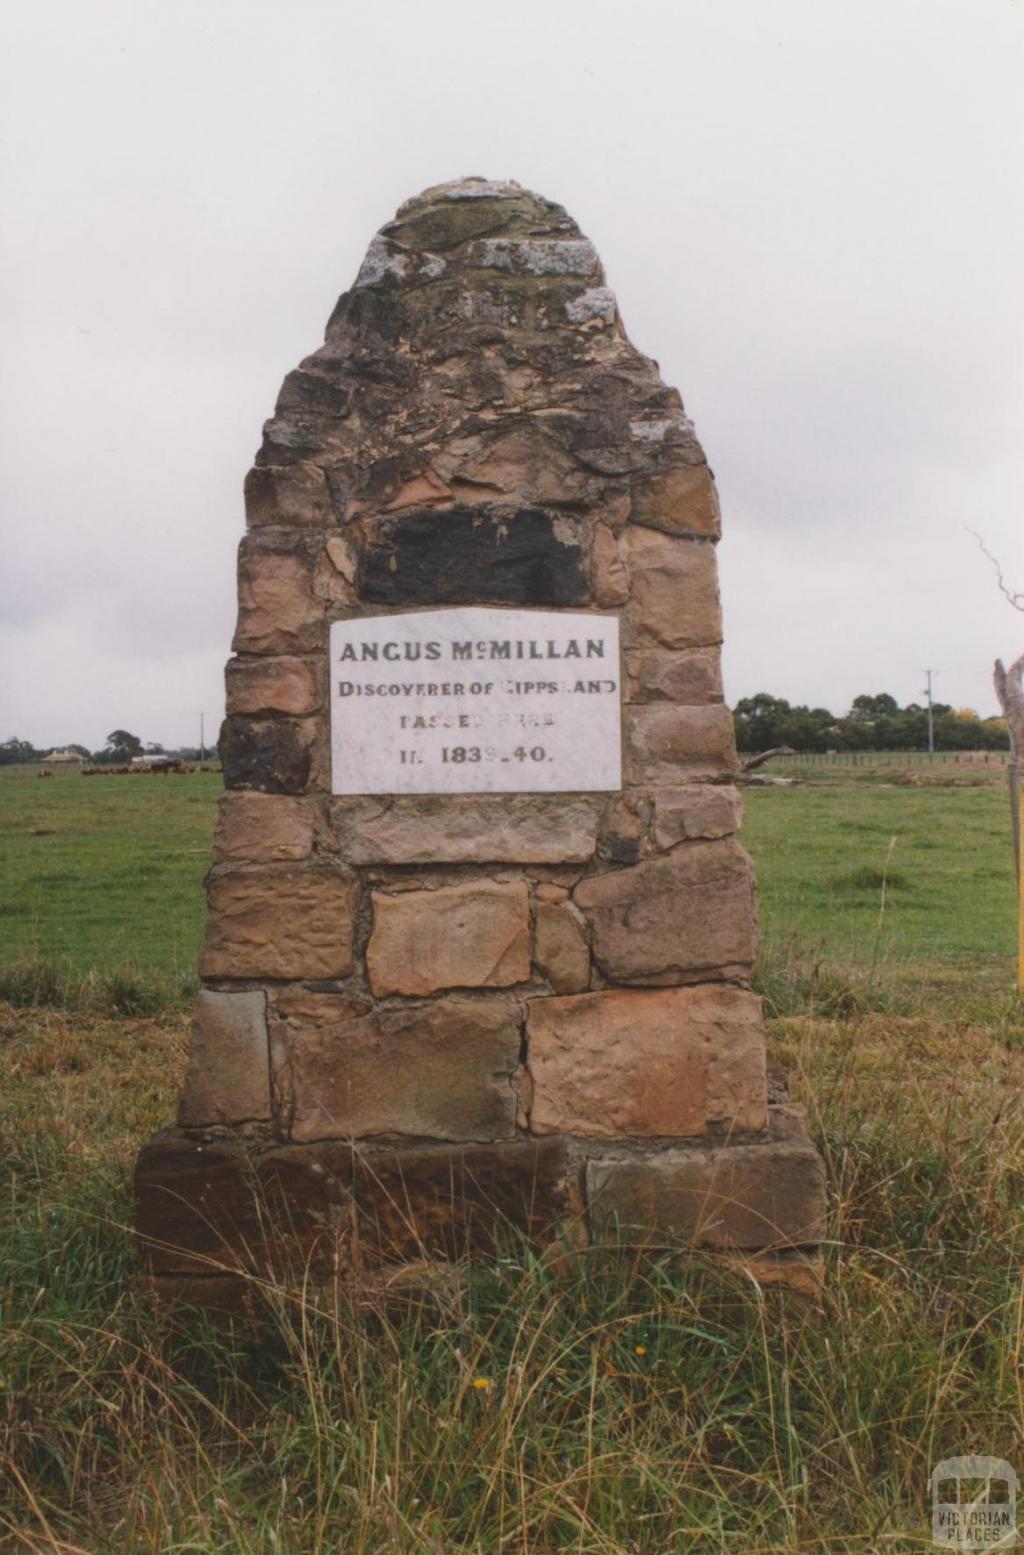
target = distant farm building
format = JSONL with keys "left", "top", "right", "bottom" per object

{"left": 42, "top": 749, "right": 85, "bottom": 765}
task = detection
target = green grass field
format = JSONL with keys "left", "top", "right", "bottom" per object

{"left": 0, "top": 764, "right": 221, "bottom": 1002}
{"left": 742, "top": 781, "right": 1018, "bottom": 1012}
{"left": 1, "top": 761, "right": 1023, "bottom": 1552}
{"left": 2, "top": 763, "right": 1018, "bottom": 1011}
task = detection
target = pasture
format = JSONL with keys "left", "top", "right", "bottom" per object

{"left": 1, "top": 760, "right": 1023, "bottom": 1552}
{"left": 1, "top": 762, "right": 1017, "bottom": 1014}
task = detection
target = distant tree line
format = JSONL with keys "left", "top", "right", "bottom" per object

{"left": 2, "top": 697, "right": 1010, "bottom": 766}
{"left": 0, "top": 730, "right": 217, "bottom": 765}
{"left": 734, "top": 693, "right": 1009, "bottom": 753}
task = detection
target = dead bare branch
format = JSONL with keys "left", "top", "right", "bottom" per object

{"left": 969, "top": 529, "right": 1024, "bottom": 613}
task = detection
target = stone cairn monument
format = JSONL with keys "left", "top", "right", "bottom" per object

{"left": 135, "top": 179, "right": 826, "bottom": 1301}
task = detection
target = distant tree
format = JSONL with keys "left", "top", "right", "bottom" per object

{"left": 144, "top": 742, "right": 166, "bottom": 755}
{"left": 733, "top": 694, "right": 793, "bottom": 752}
{"left": 982, "top": 716, "right": 1009, "bottom": 745}
{"left": 98, "top": 729, "right": 144, "bottom": 764}
{"left": 0, "top": 737, "right": 39, "bottom": 766}
{"left": 66, "top": 743, "right": 90, "bottom": 758}
{"left": 733, "top": 695, "right": 836, "bottom": 753}
{"left": 849, "top": 693, "right": 900, "bottom": 719}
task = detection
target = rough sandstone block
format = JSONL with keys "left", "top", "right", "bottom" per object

{"left": 178, "top": 989, "right": 271, "bottom": 1127}
{"left": 534, "top": 900, "right": 591, "bottom": 993}
{"left": 277, "top": 997, "right": 521, "bottom": 1142}
{"left": 232, "top": 538, "right": 322, "bottom": 654}
{"left": 624, "top": 648, "right": 723, "bottom": 705}
{"left": 367, "top": 880, "right": 530, "bottom": 996}
{"left": 630, "top": 464, "right": 721, "bottom": 538}
{"left": 212, "top": 793, "right": 317, "bottom": 864}
{"left": 652, "top": 786, "right": 743, "bottom": 848}
{"left": 341, "top": 457, "right": 452, "bottom": 518}
{"left": 224, "top": 656, "right": 319, "bottom": 717}
{"left": 330, "top": 793, "right": 601, "bottom": 864}
{"left": 591, "top": 523, "right": 629, "bottom": 606}
{"left": 313, "top": 544, "right": 358, "bottom": 609}
{"left": 586, "top": 1136, "right": 827, "bottom": 1250}
{"left": 622, "top": 529, "right": 722, "bottom": 649}
{"left": 244, "top": 463, "right": 335, "bottom": 528}
{"left": 449, "top": 427, "right": 598, "bottom": 509}
{"left": 200, "top": 867, "right": 359, "bottom": 980}
{"left": 270, "top": 992, "right": 369, "bottom": 1128}
{"left": 625, "top": 705, "right": 738, "bottom": 784}
{"left": 526, "top": 985, "right": 766, "bottom": 1138}
{"left": 274, "top": 988, "right": 371, "bottom": 1022}
{"left": 573, "top": 840, "right": 757, "bottom": 984}
{"left": 323, "top": 531, "right": 359, "bottom": 582}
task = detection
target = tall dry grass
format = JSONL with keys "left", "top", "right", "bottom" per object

{"left": 2, "top": 987, "right": 1023, "bottom": 1552}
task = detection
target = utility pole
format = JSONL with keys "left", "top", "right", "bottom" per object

{"left": 200, "top": 711, "right": 206, "bottom": 764}
{"left": 923, "top": 670, "right": 936, "bottom": 756}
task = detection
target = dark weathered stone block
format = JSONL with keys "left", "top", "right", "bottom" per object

{"left": 135, "top": 1133, "right": 571, "bottom": 1275}
{"left": 135, "top": 1134, "right": 353, "bottom": 1278}
{"left": 219, "top": 715, "right": 315, "bottom": 794}
{"left": 135, "top": 1133, "right": 261, "bottom": 1276}
{"left": 358, "top": 507, "right": 588, "bottom": 606}
{"left": 352, "top": 1140, "right": 572, "bottom": 1260}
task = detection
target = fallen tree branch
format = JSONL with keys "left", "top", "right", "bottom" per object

{"left": 741, "top": 746, "right": 797, "bottom": 773}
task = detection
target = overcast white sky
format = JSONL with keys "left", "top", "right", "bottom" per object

{"left": 1, "top": 0, "right": 1021, "bottom": 751}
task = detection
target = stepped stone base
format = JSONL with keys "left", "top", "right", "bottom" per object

{"left": 134, "top": 1105, "right": 825, "bottom": 1305}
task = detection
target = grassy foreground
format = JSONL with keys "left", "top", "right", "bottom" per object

{"left": 1, "top": 762, "right": 1023, "bottom": 1550}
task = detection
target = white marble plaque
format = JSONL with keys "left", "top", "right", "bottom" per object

{"left": 330, "top": 608, "right": 621, "bottom": 795}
